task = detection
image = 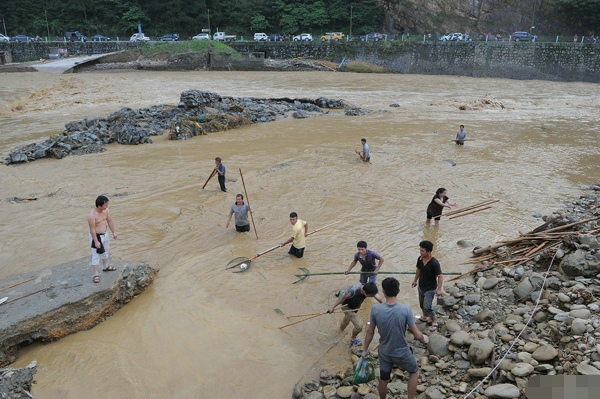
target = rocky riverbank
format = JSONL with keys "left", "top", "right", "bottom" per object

{"left": 5, "top": 90, "right": 347, "bottom": 165}
{"left": 294, "top": 185, "right": 600, "bottom": 399}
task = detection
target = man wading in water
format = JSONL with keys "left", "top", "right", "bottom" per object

{"left": 226, "top": 194, "right": 253, "bottom": 232}
{"left": 280, "top": 212, "right": 307, "bottom": 258}
{"left": 87, "top": 195, "right": 118, "bottom": 283}
{"left": 345, "top": 241, "right": 384, "bottom": 284}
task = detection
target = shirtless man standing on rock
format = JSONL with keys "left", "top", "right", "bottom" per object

{"left": 87, "top": 195, "right": 118, "bottom": 283}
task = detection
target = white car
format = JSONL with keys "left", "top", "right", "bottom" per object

{"left": 192, "top": 33, "right": 210, "bottom": 41}
{"left": 254, "top": 33, "right": 268, "bottom": 41}
{"left": 130, "top": 33, "right": 150, "bottom": 42}
{"left": 293, "top": 33, "right": 313, "bottom": 42}
{"left": 0, "top": 33, "right": 9, "bottom": 43}
{"left": 441, "top": 33, "right": 464, "bottom": 41}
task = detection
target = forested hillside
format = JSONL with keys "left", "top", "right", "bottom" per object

{"left": 1, "top": 0, "right": 597, "bottom": 39}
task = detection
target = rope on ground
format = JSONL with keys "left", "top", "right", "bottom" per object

{"left": 462, "top": 250, "right": 559, "bottom": 398}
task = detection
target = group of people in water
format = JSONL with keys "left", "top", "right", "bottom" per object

{"left": 86, "top": 128, "right": 468, "bottom": 399}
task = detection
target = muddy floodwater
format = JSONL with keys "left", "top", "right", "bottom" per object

{"left": 1, "top": 69, "right": 599, "bottom": 398}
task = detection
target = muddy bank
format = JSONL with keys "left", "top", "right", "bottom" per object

{"left": 297, "top": 186, "right": 600, "bottom": 398}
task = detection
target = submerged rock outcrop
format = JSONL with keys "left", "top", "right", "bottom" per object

{"left": 5, "top": 91, "right": 346, "bottom": 165}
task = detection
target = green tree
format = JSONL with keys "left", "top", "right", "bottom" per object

{"left": 251, "top": 14, "right": 270, "bottom": 32}
{"left": 553, "top": 0, "right": 600, "bottom": 31}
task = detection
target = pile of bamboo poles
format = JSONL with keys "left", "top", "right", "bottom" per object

{"left": 437, "top": 200, "right": 499, "bottom": 220}
{"left": 451, "top": 216, "right": 600, "bottom": 281}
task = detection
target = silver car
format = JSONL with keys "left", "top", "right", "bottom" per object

{"left": 0, "top": 33, "right": 9, "bottom": 43}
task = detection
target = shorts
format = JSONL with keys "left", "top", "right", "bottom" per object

{"left": 378, "top": 348, "right": 418, "bottom": 380}
{"left": 455, "top": 140, "right": 464, "bottom": 145}
{"left": 426, "top": 210, "right": 441, "bottom": 221}
{"left": 89, "top": 232, "right": 109, "bottom": 265}
{"left": 235, "top": 224, "right": 250, "bottom": 232}
{"left": 364, "top": 157, "right": 370, "bottom": 162}
{"left": 288, "top": 245, "right": 305, "bottom": 258}
{"left": 340, "top": 307, "right": 361, "bottom": 335}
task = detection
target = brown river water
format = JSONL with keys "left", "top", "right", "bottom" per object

{"left": 1, "top": 70, "right": 599, "bottom": 398}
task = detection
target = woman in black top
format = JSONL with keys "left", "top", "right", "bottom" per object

{"left": 426, "top": 187, "right": 458, "bottom": 226}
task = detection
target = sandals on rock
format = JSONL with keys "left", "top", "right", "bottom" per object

{"left": 93, "top": 275, "right": 100, "bottom": 283}
{"left": 429, "top": 322, "right": 439, "bottom": 332}
{"left": 102, "top": 266, "right": 117, "bottom": 272}
{"left": 415, "top": 317, "right": 428, "bottom": 323}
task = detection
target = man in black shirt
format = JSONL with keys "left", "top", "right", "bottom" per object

{"left": 411, "top": 240, "right": 444, "bottom": 331}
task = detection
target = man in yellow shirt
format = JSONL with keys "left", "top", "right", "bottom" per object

{"left": 280, "top": 212, "right": 308, "bottom": 258}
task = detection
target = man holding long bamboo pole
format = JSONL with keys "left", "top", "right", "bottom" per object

{"left": 327, "top": 282, "right": 383, "bottom": 345}
{"left": 280, "top": 212, "right": 308, "bottom": 258}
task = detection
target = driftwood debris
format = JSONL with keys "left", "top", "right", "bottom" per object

{"left": 451, "top": 216, "right": 600, "bottom": 281}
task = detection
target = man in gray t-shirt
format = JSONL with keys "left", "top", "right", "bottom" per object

{"left": 362, "top": 277, "right": 429, "bottom": 399}
{"left": 226, "top": 194, "right": 253, "bottom": 232}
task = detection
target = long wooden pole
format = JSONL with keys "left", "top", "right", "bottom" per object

{"left": 279, "top": 307, "right": 366, "bottom": 329}
{"left": 436, "top": 200, "right": 498, "bottom": 218}
{"left": 0, "top": 277, "right": 35, "bottom": 292}
{"left": 201, "top": 168, "right": 217, "bottom": 189}
{"left": 306, "top": 220, "right": 342, "bottom": 236}
{"left": 447, "top": 206, "right": 493, "bottom": 219}
{"left": 239, "top": 168, "right": 258, "bottom": 239}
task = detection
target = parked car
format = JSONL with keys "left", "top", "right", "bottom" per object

{"left": 0, "top": 33, "right": 9, "bottom": 42}
{"left": 321, "top": 32, "right": 344, "bottom": 41}
{"left": 192, "top": 33, "right": 210, "bottom": 41}
{"left": 159, "top": 33, "right": 179, "bottom": 42}
{"left": 440, "top": 33, "right": 464, "bottom": 41}
{"left": 92, "top": 35, "right": 110, "bottom": 42}
{"left": 293, "top": 33, "right": 313, "bottom": 41}
{"left": 360, "top": 33, "right": 384, "bottom": 41}
{"left": 254, "top": 33, "right": 268, "bottom": 41}
{"left": 130, "top": 33, "right": 150, "bottom": 42}
{"left": 65, "top": 31, "right": 87, "bottom": 42}
{"left": 11, "top": 35, "right": 34, "bottom": 42}
{"left": 268, "top": 33, "right": 284, "bottom": 41}
{"left": 511, "top": 31, "right": 537, "bottom": 42}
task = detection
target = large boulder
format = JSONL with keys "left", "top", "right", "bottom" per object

{"left": 468, "top": 339, "right": 495, "bottom": 364}
{"left": 560, "top": 249, "right": 600, "bottom": 277}
{"left": 427, "top": 333, "right": 451, "bottom": 357}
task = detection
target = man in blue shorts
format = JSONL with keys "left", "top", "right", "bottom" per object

{"left": 362, "top": 277, "right": 429, "bottom": 399}
{"left": 345, "top": 241, "right": 384, "bottom": 284}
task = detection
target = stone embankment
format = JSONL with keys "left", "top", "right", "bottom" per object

{"left": 0, "top": 257, "right": 157, "bottom": 368}
{"left": 5, "top": 90, "right": 347, "bottom": 165}
{"left": 294, "top": 185, "right": 600, "bottom": 399}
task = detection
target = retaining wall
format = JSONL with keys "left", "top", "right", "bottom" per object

{"left": 0, "top": 41, "right": 597, "bottom": 82}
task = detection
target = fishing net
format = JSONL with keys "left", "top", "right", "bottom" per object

{"left": 226, "top": 256, "right": 252, "bottom": 273}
